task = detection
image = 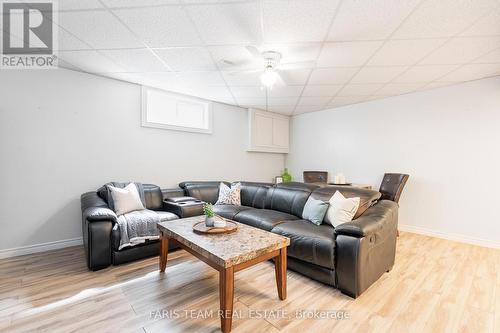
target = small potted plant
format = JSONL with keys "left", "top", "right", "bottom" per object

{"left": 203, "top": 203, "right": 215, "bottom": 227}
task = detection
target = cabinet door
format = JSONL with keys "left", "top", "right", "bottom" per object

{"left": 254, "top": 113, "right": 274, "bottom": 147}
{"left": 273, "top": 117, "right": 289, "bottom": 148}
{"left": 248, "top": 109, "right": 289, "bottom": 153}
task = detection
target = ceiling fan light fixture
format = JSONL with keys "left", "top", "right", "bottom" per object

{"left": 260, "top": 67, "right": 278, "bottom": 88}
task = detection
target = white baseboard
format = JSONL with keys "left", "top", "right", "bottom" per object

{"left": 0, "top": 238, "right": 83, "bottom": 259}
{"left": 399, "top": 224, "right": 500, "bottom": 249}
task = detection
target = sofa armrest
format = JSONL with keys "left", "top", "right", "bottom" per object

{"left": 335, "top": 200, "right": 398, "bottom": 298}
{"left": 83, "top": 206, "right": 117, "bottom": 223}
{"left": 335, "top": 200, "right": 398, "bottom": 238}
{"left": 81, "top": 192, "right": 114, "bottom": 270}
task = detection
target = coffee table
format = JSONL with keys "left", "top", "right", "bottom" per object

{"left": 157, "top": 216, "right": 290, "bottom": 333}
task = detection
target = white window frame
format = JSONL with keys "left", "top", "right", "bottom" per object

{"left": 141, "top": 86, "right": 213, "bottom": 134}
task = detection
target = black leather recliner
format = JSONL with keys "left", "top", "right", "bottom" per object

{"left": 177, "top": 181, "right": 398, "bottom": 298}
{"left": 81, "top": 183, "right": 178, "bottom": 271}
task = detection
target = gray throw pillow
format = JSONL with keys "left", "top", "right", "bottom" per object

{"left": 302, "top": 197, "right": 329, "bottom": 225}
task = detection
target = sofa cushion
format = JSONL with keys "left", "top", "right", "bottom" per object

{"left": 272, "top": 220, "right": 336, "bottom": 269}
{"left": 156, "top": 211, "right": 179, "bottom": 222}
{"left": 143, "top": 184, "right": 163, "bottom": 210}
{"left": 108, "top": 183, "right": 145, "bottom": 216}
{"left": 236, "top": 181, "right": 272, "bottom": 209}
{"left": 311, "top": 185, "right": 381, "bottom": 219}
{"left": 302, "top": 197, "right": 329, "bottom": 225}
{"left": 183, "top": 183, "right": 221, "bottom": 204}
{"left": 234, "top": 209, "right": 299, "bottom": 231}
{"left": 216, "top": 182, "right": 241, "bottom": 205}
{"left": 213, "top": 204, "right": 252, "bottom": 220}
{"left": 265, "top": 182, "right": 318, "bottom": 217}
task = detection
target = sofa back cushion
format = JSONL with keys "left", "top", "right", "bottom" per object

{"left": 311, "top": 185, "right": 381, "bottom": 219}
{"left": 180, "top": 181, "right": 230, "bottom": 204}
{"left": 265, "top": 182, "right": 318, "bottom": 217}
{"left": 236, "top": 181, "right": 272, "bottom": 209}
{"left": 97, "top": 182, "right": 163, "bottom": 211}
{"left": 143, "top": 184, "right": 163, "bottom": 210}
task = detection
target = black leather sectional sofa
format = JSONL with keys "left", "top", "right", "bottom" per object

{"left": 81, "top": 181, "right": 398, "bottom": 298}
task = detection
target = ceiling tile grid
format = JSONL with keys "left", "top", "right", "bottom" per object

{"left": 52, "top": 0, "right": 500, "bottom": 115}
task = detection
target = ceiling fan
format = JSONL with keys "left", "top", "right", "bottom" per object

{"left": 224, "top": 46, "right": 316, "bottom": 89}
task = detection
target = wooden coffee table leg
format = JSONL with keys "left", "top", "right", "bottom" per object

{"left": 275, "top": 247, "right": 287, "bottom": 300}
{"left": 159, "top": 231, "right": 169, "bottom": 272}
{"left": 219, "top": 266, "right": 234, "bottom": 333}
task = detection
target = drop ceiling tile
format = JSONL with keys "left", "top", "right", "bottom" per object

{"left": 261, "top": 43, "right": 322, "bottom": 64}
{"left": 279, "top": 69, "right": 311, "bottom": 85}
{"left": 262, "top": 0, "right": 340, "bottom": 43}
{"left": 373, "top": 83, "right": 424, "bottom": 96}
{"left": 393, "top": 0, "right": 496, "bottom": 39}
{"left": 268, "top": 85, "right": 304, "bottom": 97}
{"left": 223, "top": 71, "right": 261, "bottom": 86}
{"left": 436, "top": 63, "right": 500, "bottom": 82}
{"left": 317, "top": 41, "right": 383, "bottom": 67}
{"left": 368, "top": 39, "right": 447, "bottom": 66}
{"left": 58, "top": 50, "right": 124, "bottom": 73}
{"left": 230, "top": 86, "right": 266, "bottom": 98}
{"left": 301, "top": 84, "right": 343, "bottom": 96}
{"left": 268, "top": 97, "right": 299, "bottom": 106}
{"left": 473, "top": 48, "right": 500, "bottom": 64}
{"left": 100, "top": 49, "right": 169, "bottom": 72}
{"left": 58, "top": 28, "right": 93, "bottom": 51}
{"left": 113, "top": 6, "right": 201, "bottom": 47}
{"left": 154, "top": 47, "right": 216, "bottom": 71}
{"left": 337, "top": 83, "right": 384, "bottom": 96}
{"left": 209, "top": 46, "right": 262, "bottom": 70}
{"left": 178, "top": 86, "right": 235, "bottom": 104}
{"left": 266, "top": 106, "right": 294, "bottom": 115}
{"left": 58, "top": 59, "right": 82, "bottom": 72}
{"left": 351, "top": 66, "right": 408, "bottom": 83}
{"left": 187, "top": 3, "right": 260, "bottom": 44}
{"left": 308, "top": 67, "right": 359, "bottom": 85}
{"left": 297, "top": 96, "right": 331, "bottom": 106}
{"left": 327, "top": 0, "right": 420, "bottom": 41}
{"left": 327, "top": 95, "right": 369, "bottom": 107}
{"left": 417, "top": 82, "right": 457, "bottom": 91}
{"left": 420, "top": 37, "right": 500, "bottom": 65}
{"left": 235, "top": 97, "right": 266, "bottom": 107}
{"left": 460, "top": 9, "right": 500, "bottom": 36}
{"left": 393, "top": 65, "right": 459, "bottom": 83}
{"left": 58, "top": 0, "right": 103, "bottom": 11}
{"left": 59, "top": 11, "right": 143, "bottom": 49}
{"left": 143, "top": 71, "right": 227, "bottom": 87}
{"left": 102, "top": 0, "right": 180, "bottom": 8}
{"left": 294, "top": 105, "right": 328, "bottom": 114}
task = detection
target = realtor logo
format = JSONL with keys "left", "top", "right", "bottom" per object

{"left": 1, "top": 0, "right": 58, "bottom": 68}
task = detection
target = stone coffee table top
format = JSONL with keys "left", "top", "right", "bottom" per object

{"left": 157, "top": 215, "right": 290, "bottom": 268}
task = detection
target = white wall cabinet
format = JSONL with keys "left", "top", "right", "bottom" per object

{"left": 248, "top": 108, "right": 289, "bottom": 153}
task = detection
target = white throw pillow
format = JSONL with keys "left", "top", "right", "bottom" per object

{"left": 215, "top": 182, "right": 241, "bottom": 206}
{"left": 108, "top": 183, "right": 145, "bottom": 216}
{"left": 324, "top": 191, "right": 360, "bottom": 227}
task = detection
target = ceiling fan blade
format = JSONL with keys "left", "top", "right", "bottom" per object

{"left": 280, "top": 61, "right": 316, "bottom": 70}
{"left": 246, "top": 45, "right": 262, "bottom": 58}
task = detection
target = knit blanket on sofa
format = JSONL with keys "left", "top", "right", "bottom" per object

{"left": 117, "top": 209, "right": 160, "bottom": 250}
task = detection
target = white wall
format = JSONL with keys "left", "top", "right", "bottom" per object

{"left": 287, "top": 76, "right": 500, "bottom": 248}
{"left": 0, "top": 69, "right": 285, "bottom": 253}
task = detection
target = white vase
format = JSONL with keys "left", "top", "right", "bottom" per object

{"left": 205, "top": 216, "right": 214, "bottom": 227}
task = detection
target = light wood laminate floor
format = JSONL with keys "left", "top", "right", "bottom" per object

{"left": 1, "top": 232, "right": 499, "bottom": 333}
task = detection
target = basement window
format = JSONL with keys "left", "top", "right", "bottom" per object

{"left": 141, "top": 86, "right": 213, "bottom": 134}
